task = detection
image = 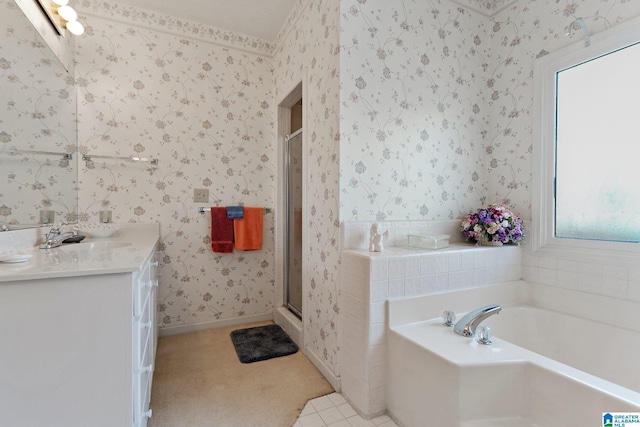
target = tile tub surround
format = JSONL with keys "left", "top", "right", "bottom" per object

{"left": 339, "top": 243, "right": 521, "bottom": 418}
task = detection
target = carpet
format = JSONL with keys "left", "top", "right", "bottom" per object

{"left": 147, "top": 321, "right": 334, "bottom": 427}
{"left": 230, "top": 324, "right": 298, "bottom": 363}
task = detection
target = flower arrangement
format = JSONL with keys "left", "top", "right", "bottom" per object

{"left": 461, "top": 204, "right": 525, "bottom": 245}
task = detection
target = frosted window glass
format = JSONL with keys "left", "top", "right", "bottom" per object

{"left": 555, "top": 42, "right": 640, "bottom": 242}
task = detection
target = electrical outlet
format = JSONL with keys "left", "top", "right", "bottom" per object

{"left": 193, "top": 188, "right": 209, "bottom": 203}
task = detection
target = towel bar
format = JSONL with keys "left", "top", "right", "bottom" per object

{"left": 198, "top": 207, "right": 272, "bottom": 214}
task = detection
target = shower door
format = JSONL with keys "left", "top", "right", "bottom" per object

{"left": 285, "top": 130, "right": 303, "bottom": 318}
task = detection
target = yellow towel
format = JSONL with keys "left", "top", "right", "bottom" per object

{"left": 233, "top": 207, "right": 263, "bottom": 250}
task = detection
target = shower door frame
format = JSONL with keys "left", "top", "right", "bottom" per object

{"left": 284, "top": 128, "right": 303, "bottom": 319}
{"left": 275, "top": 80, "right": 306, "bottom": 333}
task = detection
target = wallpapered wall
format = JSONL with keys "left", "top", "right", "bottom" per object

{"left": 340, "top": 0, "right": 640, "bottom": 223}
{"left": 340, "top": 0, "right": 491, "bottom": 222}
{"left": 76, "top": 1, "right": 276, "bottom": 331}
{"left": 0, "top": 0, "right": 77, "bottom": 226}
{"left": 487, "top": 0, "right": 640, "bottom": 214}
{"left": 273, "top": 0, "right": 341, "bottom": 375}
{"left": 75, "top": 0, "right": 343, "bottom": 377}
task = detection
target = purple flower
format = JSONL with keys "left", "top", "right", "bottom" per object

{"left": 460, "top": 204, "right": 525, "bottom": 245}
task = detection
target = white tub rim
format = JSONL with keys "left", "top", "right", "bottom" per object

{"left": 388, "top": 280, "right": 640, "bottom": 334}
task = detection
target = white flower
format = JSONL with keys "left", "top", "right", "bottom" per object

{"left": 487, "top": 222, "right": 500, "bottom": 234}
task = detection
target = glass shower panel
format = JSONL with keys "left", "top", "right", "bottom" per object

{"left": 286, "top": 132, "right": 303, "bottom": 318}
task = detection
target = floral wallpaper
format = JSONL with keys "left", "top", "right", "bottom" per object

{"left": 0, "top": 0, "right": 77, "bottom": 227}
{"left": 273, "top": 0, "right": 342, "bottom": 375}
{"left": 457, "top": 0, "right": 519, "bottom": 16}
{"left": 72, "top": 0, "right": 343, "bottom": 381}
{"left": 75, "top": 1, "right": 276, "bottom": 331}
{"left": 340, "top": 0, "right": 640, "bottom": 225}
{"left": 487, "top": 0, "right": 640, "bottom": 216}
{"left": 340, "top": 0, "right": 491, "bottom": 222}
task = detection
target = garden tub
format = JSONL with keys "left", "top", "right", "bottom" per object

{"left": 387, "top": 281, "right": 640, "bottom": 427}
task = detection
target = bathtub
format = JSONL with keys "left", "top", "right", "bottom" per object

{"left": 387, "top": 281, "right": 640, "bottom": 427}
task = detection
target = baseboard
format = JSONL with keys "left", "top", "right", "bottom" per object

{"left": 158, "top": 312, "right": 273, "bottom": 337}
{"left": 303, "top": 346, "right": 341, "bottom": 392}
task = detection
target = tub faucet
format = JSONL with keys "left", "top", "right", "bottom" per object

{"left": 39, "top": 223, "right": 77, "bottom": 249}
{"left": 453, "top": 304, "right": 501, "bottom": 337}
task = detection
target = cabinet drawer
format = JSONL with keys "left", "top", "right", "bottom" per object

{"left": 133, "top": 366, "right": 152, "bottom": 427}
{"left": 132, "top": 259, "right": 152, "bottom": 317}
{"left": 133, "top": 292, "right": 152, "bottom": 365}
{"left": 133, "top": 280, "right": 153, "bottom": 320}
{"left": 133, "top": 332, "right": 153, "bottom": 427}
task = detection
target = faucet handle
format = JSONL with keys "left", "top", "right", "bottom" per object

{"left": 53, "top": 221, "right": 69, "bottom": 230}
{"left": 475, "top": 325, "right": 492, "bottom": 345}
{"left": 442, "top": 310, "right": 456, "bottom": 327}
{"left": 47, "top": 221, "right": 63, "bottom": 235}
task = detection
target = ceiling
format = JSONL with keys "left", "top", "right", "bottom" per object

{"left": 115, "top": 0, "right": 298, "bottom": 41}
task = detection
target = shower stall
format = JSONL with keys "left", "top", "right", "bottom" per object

{"left": 284, "top": 128, "right": 303, "bottom": 318}
{"left": 274, "top": 82, "right": 304, "bottom": 346}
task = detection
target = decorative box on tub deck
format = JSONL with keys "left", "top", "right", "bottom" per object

{"left": 407, "top": 234, "right": 450, "bottom": 250}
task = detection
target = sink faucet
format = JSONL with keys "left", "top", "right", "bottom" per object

{"left": 39, "top": 223, "right": 77, "bottom": 249}
{"left": 453, "top": 304, "right": 501, "bottom": 337}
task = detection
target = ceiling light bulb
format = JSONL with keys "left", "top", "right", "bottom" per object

{"left": 52, "top": 0, "right": 69, "bottom": 6}
{"left": 66, "top": 20, "right": 84, "bottom": 36}
{"left": 57, "top": 5, "right": 77, "bottom": 22}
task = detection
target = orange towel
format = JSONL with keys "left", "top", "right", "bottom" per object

{"left": 233, "top": 207, "right": 263, "bottom": 250}
{"left": 210, "top": 207, "right": 234, "bottom": 253}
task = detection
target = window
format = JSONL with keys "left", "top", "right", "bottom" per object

{"left": 533, "top": 16, "right": 640, "bottom": 262}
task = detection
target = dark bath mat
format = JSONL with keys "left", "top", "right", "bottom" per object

{"left": 230, "top": 324, "right": 298, "bottom": 364}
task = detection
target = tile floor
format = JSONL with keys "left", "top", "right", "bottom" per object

{"left": 294, "top": 393, "right": 399, "bottom": 427}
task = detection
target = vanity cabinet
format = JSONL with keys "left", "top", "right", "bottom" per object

{"left": 0, "top": 240, "right": 159, "bottom": 427}
{"left": 132, "top": 246, "right": 159, "bottom": 427}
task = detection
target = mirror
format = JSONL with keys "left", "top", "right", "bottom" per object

{"left": 0, "top": 0, "right": 77, "bottom": 230}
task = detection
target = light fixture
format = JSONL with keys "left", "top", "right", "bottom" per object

{"left": 56, "top": 2, "right": 85, "bottom": 36}
{"left": 37, "top": 0, "right": 85, "bottom": 36}
{"left": 65, "top": 20, "right": 84, "bottom": 36}
{"left": 57, "top": 5, "right": 77, "bottom": 22}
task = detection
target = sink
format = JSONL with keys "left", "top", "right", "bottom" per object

{"left": 63, "top": 241, "right": 133, "bottom": 250}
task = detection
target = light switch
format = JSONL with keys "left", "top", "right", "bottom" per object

{"left": 193, "top": 188, "right": 209, "bottom": 203}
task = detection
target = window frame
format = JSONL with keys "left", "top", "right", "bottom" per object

{"left": 532, "top": 16, "right": 640, "bottom": 264}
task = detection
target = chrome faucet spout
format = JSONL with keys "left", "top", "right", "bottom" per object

{"left": 39, "top": 224, "right": 77, "bottom": 249}
{"left": 453, "top": 304, "right": 501, "bottom": 337}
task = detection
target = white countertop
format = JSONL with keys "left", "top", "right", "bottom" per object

{"left": 0, "top": 223, "right": 159, "bottom": 282}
